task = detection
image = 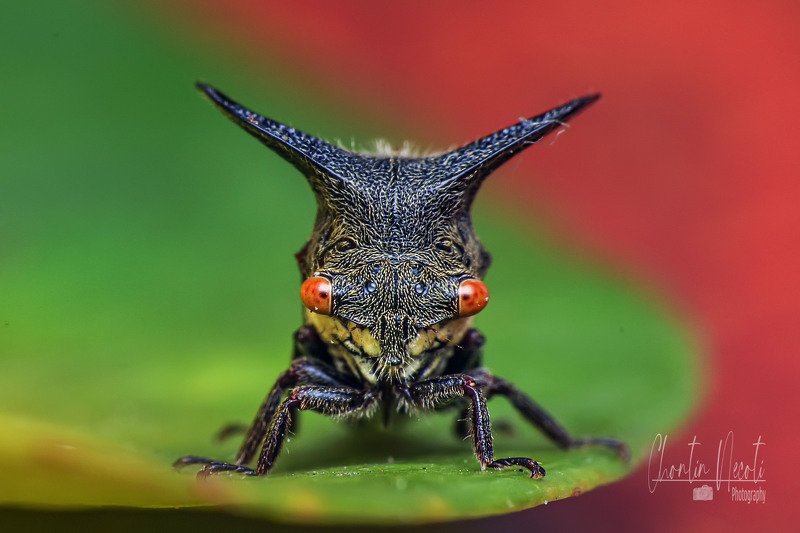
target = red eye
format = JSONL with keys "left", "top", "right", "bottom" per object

{"left": 458, "top": 279, "right": 489, "bottom": 317}
{"left": 300, "top": 276, "right": 332, "bottom": 315}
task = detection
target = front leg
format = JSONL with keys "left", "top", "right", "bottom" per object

{"left": 233, "top": 355, "right": 348, "bottom": 465}
{"left": 468, "top": 367, "right": 629, "bottom": 461}
{"left": 176, "top": 384, "right": 377, "bottom": 477}
{"left": 409, "top": 375, "right": 545, "bottom": 478}
{"left": 213, "top": 327, "right": 344, "bottom": 451}
{"left": 174, "top": 345, "right": 353, "bottom": 477}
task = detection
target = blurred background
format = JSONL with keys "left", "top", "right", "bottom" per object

{"left": 1, "top": 1, "right": 796, "bottom": 530}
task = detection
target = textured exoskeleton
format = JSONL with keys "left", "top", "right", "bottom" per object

{"left": 176, "top": 84, "right": 628, "bottom": 479}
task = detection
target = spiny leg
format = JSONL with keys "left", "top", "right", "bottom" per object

{"left": 178, "top": 385, "right": 377, "bottom": 477}
{"left": 174, "top": 361, "right": 304, "bottom": 477}
{"left": 465, "top": 367, "right": 629, "bottom": 461}
{"left": 174, "top": 355, "right": 347, "bottom": 475}
{"left": 253, "top": 385, "right": 377, "bottom": 475}
{"left": 215, "top": 406, "right": 302, "bottom": 443}
{"left": 455, "top": 414, "right": 515, "bottom": 440}
{"left": 409, "top": 375, "right": 545, "bottom": 478}
{"left": 233, "top": 356, "right": 347, "bottom": 465}
{"left": 442, "top": 328, "right": 488, "bottom": 440}
{"left": 173, "top": 455, "right": 258, "bottom": 477}
{"left": 211, "top": 326, "right": 336, "bottom": 445}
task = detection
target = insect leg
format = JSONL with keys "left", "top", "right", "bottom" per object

{"left": 467, "top": 367, "right": 629, "bottom": 460}
{"left": 174, "top": 357, "right": 346, "bottom": 475}
{"left": 213, "top": 326, "right": 337, "bottom": 444}
{"left": 177, "top": 385, "right": 375, "bottom": 478}
{"left": 441, "top": 329, "right": 485, "bottom": 439}
{"left": 409, "top": 375, "right": 545, "bottom": 478}
{"left": 251, "top": 385, "right": 378, "bottom": 476}
{"left": 174, "top": 367, "right": 300, "bottom": 475}
{"left": 233, "top": 356, "right": 347, "bottom": 465}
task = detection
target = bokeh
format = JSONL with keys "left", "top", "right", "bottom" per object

{"left": 2, "top": 1, "right": 795, "bottom": 530}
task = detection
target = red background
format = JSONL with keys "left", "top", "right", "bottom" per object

{"left": 163, "top": 1, "right": 798, "bottom": 529}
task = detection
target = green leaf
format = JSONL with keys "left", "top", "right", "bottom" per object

{"left": 0, "top": 1, "right": 699, "bottom": 525}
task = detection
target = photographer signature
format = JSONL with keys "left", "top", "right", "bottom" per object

{"left": 648, "top": 431, "right": 765, "bottom": 493}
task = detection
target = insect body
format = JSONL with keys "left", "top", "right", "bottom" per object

{"left": 176, "top": 84, "right": 628, "bottom": 479}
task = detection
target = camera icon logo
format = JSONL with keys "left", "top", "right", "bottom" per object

{"left": 692, "top": 484, "right": 714, "bottom": 501}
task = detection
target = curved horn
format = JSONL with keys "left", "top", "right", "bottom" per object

{"left": 434, "top": 94, "right": 600, "bottom": 190}
{"left": 196, "top": 83, "right": 358, "bottom": 192}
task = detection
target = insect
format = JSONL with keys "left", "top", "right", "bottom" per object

{"left": 175, "top": 83, "right": 629, "bottom": 479}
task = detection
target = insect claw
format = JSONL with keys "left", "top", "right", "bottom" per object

{"left": 488, "top": 457, "right": 545, "bottom": 479}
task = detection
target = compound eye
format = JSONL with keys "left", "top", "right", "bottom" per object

{"left": 458, "top": 278, "right": 489, "bottom": 317}
{"left": 300, "top": 276, "right": 332, "bottom": 315}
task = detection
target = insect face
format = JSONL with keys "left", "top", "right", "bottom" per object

{"left": 301, "top": 189, "right": 488, "bottom": 368}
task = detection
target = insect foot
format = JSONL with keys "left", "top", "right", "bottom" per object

{"left": 488, "top": 457, "right": 546, "bottom": 479}
{"left": 173, "top": 455, "right": 257, "bottom": 478}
